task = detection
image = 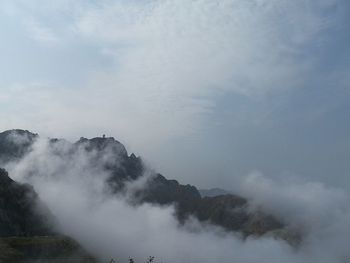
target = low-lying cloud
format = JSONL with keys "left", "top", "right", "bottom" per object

{"left": 4, "top": 135, "right": 350, "bottom": 263}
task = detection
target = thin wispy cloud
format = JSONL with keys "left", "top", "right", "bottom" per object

{"left": 24, "top": 18, "right": 60, "bottom": 44}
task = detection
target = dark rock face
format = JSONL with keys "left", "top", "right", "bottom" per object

{"left": 0, "top": 168, "right": 53, "bottom": 237}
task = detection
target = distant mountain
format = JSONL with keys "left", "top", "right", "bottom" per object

{"left": 199, "top": 188, "right": 233, "bottom": 197}
{"left": 0, "top": 129, "right": 288, "bottom": 239}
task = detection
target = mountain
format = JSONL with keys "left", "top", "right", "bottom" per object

{"left": 0, "top": 129, "right": 287, "bottom": 238}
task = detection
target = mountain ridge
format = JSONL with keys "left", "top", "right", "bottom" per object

{"left": 0, "top": 129, "right": 290, "bottom": 239}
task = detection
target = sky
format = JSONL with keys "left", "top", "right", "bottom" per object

{"left": 0, "top": 0, "right": 350, "bottom": 190}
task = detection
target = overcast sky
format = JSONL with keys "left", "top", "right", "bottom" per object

{"left": 0, "top": 0, "right": 349, "bottom": 190}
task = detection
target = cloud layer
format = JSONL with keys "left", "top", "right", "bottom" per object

{"left": 0, "top": 0, "right": 341, "bottom": 140}
{"left": 3, "top": 135, "right": 350, "bottom": 263}
{"left": 0, "top": 1, "right": 349, "bottom": 194}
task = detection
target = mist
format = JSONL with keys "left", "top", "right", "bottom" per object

{"left": 3, "top": 135, "right": 349, "bottom": 263}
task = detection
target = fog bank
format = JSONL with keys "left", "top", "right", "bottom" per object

{"left": 3, "top": 136, "right": 349, "bottom": 262}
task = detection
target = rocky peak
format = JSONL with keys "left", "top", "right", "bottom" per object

{"left": 75, "top": 136, "right": 128, "bottom": 158}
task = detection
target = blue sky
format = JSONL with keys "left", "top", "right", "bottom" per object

{"left": 0, "top": 0, "right": 349, "bottom": 189}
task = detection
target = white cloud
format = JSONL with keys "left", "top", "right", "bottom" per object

{"left": 2, "top": 0, "right": 338, "bottom": 140}
{"left": 5, "top": 136, "right": 350, "bottom": 263}
{"left": 237, "top": 172, "right": 348, "bottom": 232}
